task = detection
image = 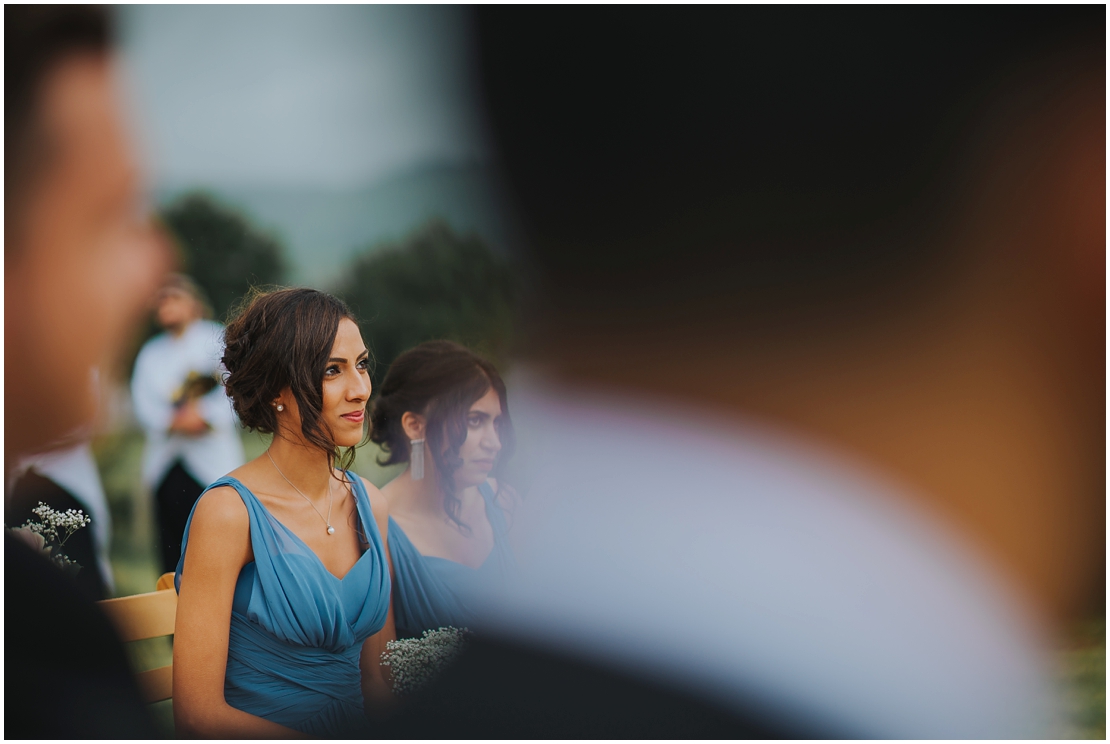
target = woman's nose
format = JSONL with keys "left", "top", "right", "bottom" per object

{"left": 483, "top": 425, "right": 502, "bottom": 453}
{"left": 349, "top": 373, "right": 371, "bottom": 400}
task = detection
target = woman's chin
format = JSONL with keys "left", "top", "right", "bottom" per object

{"left": 454, "top": 471, "right": 490, "bottom": 490}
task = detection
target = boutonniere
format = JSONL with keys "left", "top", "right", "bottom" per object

{"left": 7, "top": 501, "right": 92, "bottom": 576}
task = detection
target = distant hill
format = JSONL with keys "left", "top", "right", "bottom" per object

{"left": 153, "top": 161, "right": 519, "bottom": 288}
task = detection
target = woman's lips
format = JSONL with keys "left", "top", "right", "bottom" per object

{"left": 341, "top": 410, "right": 365, "bottom": 423}
{"left": 472, "top": 458, "right": 495, "bottom": 471}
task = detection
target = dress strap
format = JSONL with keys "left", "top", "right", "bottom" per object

{"left": 342, "top": 471, "right": 384, "bottom": 552}
{"left": 174, "top": 475, "right": 267, "bottom": 593}
{"left": 477, "top": 480, "right": 511, "bottom": 542}
{"left": 344, "top": 470, "right": 368, "bottom": 506}
{"left": 207, "top": 475, "right": 275, "bottom": 523}
{"left": 345, "top": 470, "right": 376, "bottom": 522}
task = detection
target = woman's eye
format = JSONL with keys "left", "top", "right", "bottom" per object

{"left": 357, "top": 359, "right": 369, "bottom": 371}
{"left": 468, "top": 417, "right": 482, "bottom": 428}
{"left": 324, "top": 365, "right": 340, "bottom": 376}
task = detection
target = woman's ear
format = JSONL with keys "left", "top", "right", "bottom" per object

{"left": 272, "top": 387, "right": 292, "bottom": 414}
{"left": 271, "top": 387, "right": 296, "bottom": 427}
{"left": 400, "top": 411, "right": 426, "bottom": 441}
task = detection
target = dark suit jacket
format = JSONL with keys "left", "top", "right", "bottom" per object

{"left": 5, "top": 533, "right": 156, "bottom": 739}
{"left": 376, "top": 635, "right": 837, "bottom": 739}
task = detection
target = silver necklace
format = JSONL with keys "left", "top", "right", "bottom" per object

{"left": 266, "top": 449, "right": 335, "bottom": 535}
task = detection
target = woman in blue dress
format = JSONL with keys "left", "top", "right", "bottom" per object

{"left": 369, "top": 341, "right": 516, "bottom": 639}
{"left": 173, "top": 288, "right": 394, "bottom": 737}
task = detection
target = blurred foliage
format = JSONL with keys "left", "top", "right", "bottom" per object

{"left": 1061, "top": 617, "right": 1106, "bottom": 739}
{"left": 333, "top": 218, "right": 519, "bottom": 388}
{"left": 160, "top": 192, "right": 288, "bottom": 324}
{"left": 113, "top": 192, "right": 289, "bottom": 381}
{"left": 91, "top": 427, "right": 150, "bottom": 597}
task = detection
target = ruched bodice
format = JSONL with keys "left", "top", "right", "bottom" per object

{"left": 175, "top": 472, "right": 390, "bottom": 736}
{"left": 389, "top": 481, "right": 515, "bottom": 639}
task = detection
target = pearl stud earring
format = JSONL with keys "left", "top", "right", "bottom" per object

{"left": 276, "top": 404, "right": 284, "bottom": 412}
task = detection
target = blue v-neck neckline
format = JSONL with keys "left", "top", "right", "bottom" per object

{"left": 222, "top": 473, "right": 373, "bottom": 582}
{"left": 389, "top": 482, "right": 501, "bottom": 571}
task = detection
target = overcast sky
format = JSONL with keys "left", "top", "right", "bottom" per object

{"left": 118, "top": 5, "right": 489, "bottom": 191}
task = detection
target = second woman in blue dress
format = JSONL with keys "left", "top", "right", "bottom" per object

{"left": 370, "top": 341, "right": 516, "bottom": 639}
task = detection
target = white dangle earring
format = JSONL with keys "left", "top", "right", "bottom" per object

{"left": 410, "top": 438, "right": 425, "bottom": 480}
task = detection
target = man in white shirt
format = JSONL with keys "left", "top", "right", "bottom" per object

{"left": 131, "top": 274, "right": 244, "bottom": 573}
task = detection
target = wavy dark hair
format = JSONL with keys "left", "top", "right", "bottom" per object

{"left": 222, "top": 287, "right": 366, "bottom": 472}
{"left": 370, "top": 340, "right": 514, "bottom": 530}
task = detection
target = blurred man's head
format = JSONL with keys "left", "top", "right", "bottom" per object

{"left": 155, "top": 274, "right": 210, "bottom": 335}
{"left": 475, "top": 7, "right": 1103, "bottom": 627}
{"left": 476, "top": 7, "right": 1101, "bottom": 347}
{"left": 5, "top": 6, "right": 170, "bottom": 463}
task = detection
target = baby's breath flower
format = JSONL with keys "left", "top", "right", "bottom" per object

{"left": 10, "top": 502, "right": 92, "bottom": 571}
{"left": 380, "top": 626, "right": 472, "bottom": 696}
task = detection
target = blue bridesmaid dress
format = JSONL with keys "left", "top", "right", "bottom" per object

{"left": 389, "top": 481, "right": 515, "bottom": 639}
{"left": 175, "top": 473, "right": 390, "bottom": 737}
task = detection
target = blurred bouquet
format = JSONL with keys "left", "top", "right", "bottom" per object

{"left": 171, "top": 370, "right": 221, "bottom": 407}
{"left": 380, "top": 626, "right": 472, "bottom": 696}
{"left": 8, "top": 501, "right": 91, "bottom": 574}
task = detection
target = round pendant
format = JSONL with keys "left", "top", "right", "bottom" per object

{"left": 327, "top": 525, "right": 335, "bottom": 535}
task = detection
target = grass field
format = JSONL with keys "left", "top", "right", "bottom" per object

{"left": 92, "top": 426, "right": 1104, "bottom": 738}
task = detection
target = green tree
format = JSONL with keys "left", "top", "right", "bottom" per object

{"left": 160, "top": 192, "right": 287, "bottom": 322}
{"left": 334, "top": 219, "right": 519, "bottom": 387}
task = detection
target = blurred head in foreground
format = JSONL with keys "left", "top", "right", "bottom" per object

{"left": 480, "top": 5, "right": 1103, "bottom": 631}
{"left": 4, "top": 6, "right": 167, "bottom": 739}
{"left": 379, "top": 5, "right": 1104, "bottom": 739}
{"left": 5, "top": 5, "right": 170, "bottom": 465}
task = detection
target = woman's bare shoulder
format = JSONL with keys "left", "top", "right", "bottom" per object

{"left": 377, "top": 473, "right": 404, "bottom": 509}
{"left": 190, "top": 485, "right": 249, "bottom": 533}
{"left": 178, "top": 485, "right": 253, "bottom": 583}
{"left": 358, "top": 476, "right": 388, "bottom": 511}
{"left": 226, "top": 456, "right": 268, "bottom": 484}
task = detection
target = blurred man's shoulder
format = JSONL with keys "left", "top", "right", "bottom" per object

{"left": 487, "top": 378, "right": 1056, "bottom": 738}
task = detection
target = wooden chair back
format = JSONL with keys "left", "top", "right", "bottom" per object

{"left": 98, "top": 572, "right": 177, "bottom": 704}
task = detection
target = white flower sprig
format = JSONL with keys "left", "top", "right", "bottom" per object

{"left": 10, "top": 501, "right": 92, "bottom": 571}
{"left": 380, "top": 626, "right": 472, "bottom": 696}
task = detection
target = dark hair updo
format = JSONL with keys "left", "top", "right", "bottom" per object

{"left": 222, "top": 287, "right": 364, "bottom": 471}
{"left": 370, "top": 340, "right": 514, "bottom": 529}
